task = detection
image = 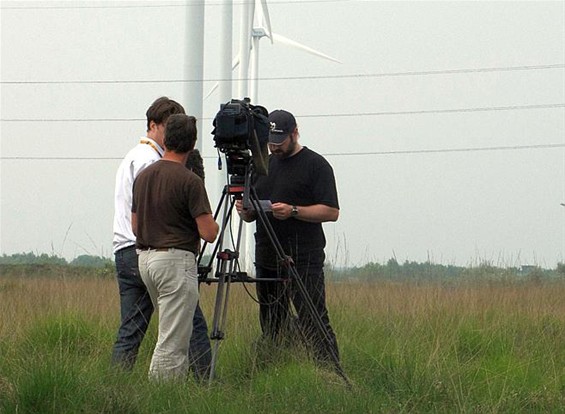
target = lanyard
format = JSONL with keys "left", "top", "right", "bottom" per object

{"left": 140, "top": 139, "right": 162, "bottom": 157}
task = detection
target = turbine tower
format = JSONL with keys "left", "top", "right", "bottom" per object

{"left": 184, "top": 1, "right": 205, "bottom": 151}
{"left": 219, "top": 0, "right": 234, "bottom": 103}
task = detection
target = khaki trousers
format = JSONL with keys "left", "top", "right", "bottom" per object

{"left": 138, "top": 248, "right": 199, "bottom": 380}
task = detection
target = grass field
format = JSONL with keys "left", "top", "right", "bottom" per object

{"left": 1, "top": 267, "right": 565, "bottom": 413}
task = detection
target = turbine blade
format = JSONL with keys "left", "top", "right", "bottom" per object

{"left": 204, "top": 55, "right": 241, "bottom": 100}
{"left": 259, "top": 0, "right": 273, "bottom": 43}
{"left": 232, "top": 54, "right": 240, "bottom": 70}
{"left": 272, "top": 33, "right": 342, "bottom": 64}
{"left": 204, "top": 83, "right": 219, "bottom": 100}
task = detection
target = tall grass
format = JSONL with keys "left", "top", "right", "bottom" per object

{"left": 1, "top": 272, "right": 564, "bottom": 413}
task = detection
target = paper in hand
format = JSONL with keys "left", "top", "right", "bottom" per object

{"left": 251, "top": 200, "right": 272, "bottom": 212}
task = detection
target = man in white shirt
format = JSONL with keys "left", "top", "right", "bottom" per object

{"left": 111, "top": 97, "right": 212, "bottom": 380}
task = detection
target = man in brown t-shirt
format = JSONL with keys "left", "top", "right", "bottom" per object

{"left": 132, "top": 114, "right": 219, "bottom": 381}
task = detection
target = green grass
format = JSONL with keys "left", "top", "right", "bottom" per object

{"left": 1, "top": 275, "right": 565, "bottom": 413}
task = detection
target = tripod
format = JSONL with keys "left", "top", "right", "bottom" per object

{"left": 197, "top": 165, "right": 351, "bottom": 388}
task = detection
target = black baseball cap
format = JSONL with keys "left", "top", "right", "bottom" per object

{"left": 268, "top": 110, "right": 297, "bottom": 144}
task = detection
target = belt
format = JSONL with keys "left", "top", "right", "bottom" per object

{"left": 139, "top": 247, "right": 171, "bottom": 252}
{"left": 140, "top": 247, "right": 193, "bottom": 254}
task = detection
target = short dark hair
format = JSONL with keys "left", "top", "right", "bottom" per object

{"left": 146, "top": 96, "right": 185, "bottom": 131}
{"left": 164, "top": 114, "right": 197, "bottom": 153}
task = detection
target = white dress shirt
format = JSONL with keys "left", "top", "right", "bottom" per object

{"left": 112, "top": 137, "right": 163, "bottom": 253}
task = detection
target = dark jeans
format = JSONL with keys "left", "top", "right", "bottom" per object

{"left": 111, "top": 245, "right": 211, "bottom": 379}
{"left": 255, "top": 254, "right": 340, "bottom": 365}
{"left": 188, "top": 302, "right": 212, "bottom": 381}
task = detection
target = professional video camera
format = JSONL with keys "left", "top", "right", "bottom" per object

{"left": 212, "top": 98, "right": 270, "bottom": 177}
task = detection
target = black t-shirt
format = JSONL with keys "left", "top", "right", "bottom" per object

{"left": 132, "top": 160, "right": 212, "bottom": 254}
{"left": 253, "top": 147, "right": 339, "bottom": 268}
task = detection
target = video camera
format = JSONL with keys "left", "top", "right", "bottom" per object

{"left": 212, "top": 98, "right": 269, "bottom": 177}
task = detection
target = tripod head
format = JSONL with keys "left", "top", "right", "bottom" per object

{"left": 196, "top": 161, "right": 251, "bottom": 282}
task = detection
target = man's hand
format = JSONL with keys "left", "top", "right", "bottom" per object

{"left": 271, "top": 202, "right": 293, "bottom": 220}
{"left": 235, "top": 200, "right": 257, "bottom": 222}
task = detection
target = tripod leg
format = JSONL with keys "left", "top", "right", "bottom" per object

{"left": 248, "top": 187, "right": 351, "bottom": 388}
{"left": 208, "top": 199, "right": 243, "bottom": 385}
{"left": 198, "top": 185, "right": 228, "bottom": 269}
{"left": 206, "top": 192, "right": 235, "bottom": 384}
{"left": 208, "top": 257, "right": 230, "bottom": 384}
{"left": 208, "top": 261, "right": 224, "bottom": 383}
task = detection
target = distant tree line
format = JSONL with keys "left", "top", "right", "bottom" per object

{"left": 2, "top": 252, "right": 565, "bottom": 282}
{"left": 327, "top": 258, "right": 565, "bottom": 282}
{"left": 0, "top": 252, "right": 115, "bottom": 278}
{"left": 0, "top": 252, "right": 112, "bottom": 267}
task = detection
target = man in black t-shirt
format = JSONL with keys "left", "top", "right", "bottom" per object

{"left": 236, "top": 109, "right": 341, "bottom": 365}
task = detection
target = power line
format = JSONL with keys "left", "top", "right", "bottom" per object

{"left": 2, "top": 64, "right": 563, "bottom": 85}
{"left": 322, "top": 143, "right": 565, "bottom": 157}
{"left": 0, "top": 117, "right": 143, "bottom": 123}
{"left": 299, "top": 103, "right": 565, "bottom": 119}
{"left": 0, "top": 1, "right": 199, "bottom": 9}
{"left": 2, "top": 143, "right": 563, "bottom": 161}
{"left": 2, "top": 103, "right": 563, "bottom": 123}
{"left": 0, "top": 0, "right": 350, "bottom": 10}
{"left": 1, "top": 156, "right": 124, "bottom": 160}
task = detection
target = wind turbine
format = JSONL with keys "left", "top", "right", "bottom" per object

{"left": 249, "top": 0, "right": 342, "bottom": 103}
{"left": 206, "top": 0, "right": 342, "bottom": 102}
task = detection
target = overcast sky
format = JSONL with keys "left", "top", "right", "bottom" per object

{"left": 1, "top": 0, "right": 564, "bottom": 268}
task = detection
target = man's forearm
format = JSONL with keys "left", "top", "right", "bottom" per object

{"left": 294, "top": 204, "right": 339, "bottom": 223}
{"left": 271, "top": 202, "right": 339, "bottom": 223}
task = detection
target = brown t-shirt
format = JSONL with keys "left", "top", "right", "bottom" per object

{"left": 132, "top": 160, "right": 213, "bottom": 254}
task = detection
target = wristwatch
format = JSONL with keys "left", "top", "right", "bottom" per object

{"left": 291, "top": 205, "right": 299, "bottom": 217}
